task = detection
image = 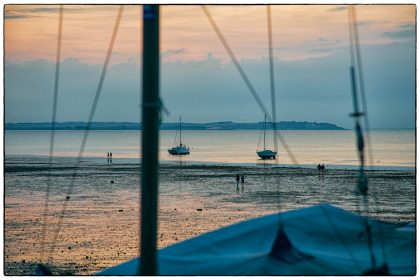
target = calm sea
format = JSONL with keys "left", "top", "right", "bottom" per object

{"left": 4, "top": 130, "right": 415, "bottom": 169}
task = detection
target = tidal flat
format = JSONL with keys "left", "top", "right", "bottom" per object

{"left": 4, "top": 156, "right": 415, "bottom": 275}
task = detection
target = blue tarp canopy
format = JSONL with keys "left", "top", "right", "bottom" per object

{"left": 98, "top": 204, "right": 415, "bottom": 276}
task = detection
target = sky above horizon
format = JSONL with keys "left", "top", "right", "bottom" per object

{"left": 4, "top": 4, "right": 416, "bottom": 129}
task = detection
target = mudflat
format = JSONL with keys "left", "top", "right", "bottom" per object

{"left": 4, "top": 156, "right": 415, "bottom": 275}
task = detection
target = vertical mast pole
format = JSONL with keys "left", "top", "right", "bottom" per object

{"left": 263, "top": 115, "right": 266, "bottom": 150}
{"left": 179, "top": 116, "right": 182, "bottom": 145}
{"left": 140, "top": 4, "right": 160, "bottom": 276}
{"left": 348, "top": 5, "right": 377, "bottom": 273}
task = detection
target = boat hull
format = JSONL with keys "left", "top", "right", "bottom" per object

{"left": 168, "top": 145, "right": 190, "bottom": 155}
{"left": 257, "top": 150, "right": 277, "bottom": 159}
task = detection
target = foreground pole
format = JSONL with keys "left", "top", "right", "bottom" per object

{"left": 140, "top": 4, "right": 160, "bottom": 276}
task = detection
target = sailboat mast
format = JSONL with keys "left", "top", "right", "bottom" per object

{"left": 140, "top": 4, "right": 159, "bottom": 276}
{"left": 263, "top": 115, "right": 266, "bottom": 150}
{"left": 179, "top": 116, "right": 182, "bottom": 145}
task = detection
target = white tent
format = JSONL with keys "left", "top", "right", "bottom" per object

{"left": 98, "top": 203, "right": 415, "bottom": 276}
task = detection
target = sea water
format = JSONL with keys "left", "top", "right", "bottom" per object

{"left": 5, "top": 130, "right": 415, "bottom": 169}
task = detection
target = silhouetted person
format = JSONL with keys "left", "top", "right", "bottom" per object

{"left": 110, "top": 152, "right": 113, "bottom": 158}
{"left": 241, "top": 175, "right": 245, "bottom": 186}
{"left": 317, "top": 163, "right": 321, "bottom": 175}
{"left": 321, "top": 164, "right": 325, "bottom": 174}
{"left": 236, "top": 174, "right": 240, "bottom": 189}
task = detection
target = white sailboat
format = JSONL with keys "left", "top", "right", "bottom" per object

{"left": 256, "top": 115, "right": 277, "bottom": 160}
{"left": 168, "top": 116, "right": 190, "bottom": 155}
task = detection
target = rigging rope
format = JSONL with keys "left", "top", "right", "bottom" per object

{"left": 39, "top": 4, "right": 63, "bottom": 264}
{"left": 256, "top": 124, "right": 264, "bottom": 150}
{"left": 47, "top": 5, "right": 125, "bottom": 260}
{"left": 201, "top": 5, "right": 298, "bottom": 165}
{"left": 172, "top": 130, "right": 178, "bottom": 147}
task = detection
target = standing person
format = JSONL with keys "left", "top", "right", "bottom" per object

{"left": 321, "top": 164, "right": 325, "bottom": 174}
{"left": 317, "top": 163, "right": 321, "bottom": 175}
{"left": 236, "top": 174, "right": 240, "bottom": 189}
{"left": 241, "top": 175, "right": 245, "bottom": 186}
{"left": 110, "top": 152, "right": 113, "bottom": 158}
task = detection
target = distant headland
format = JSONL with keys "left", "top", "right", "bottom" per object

{"left": 5, "top": 121, "right": 346, "bottom": 130}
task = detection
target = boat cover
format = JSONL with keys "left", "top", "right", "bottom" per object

{"left": 97, "top": 203, "right": 415, "bottom": 276}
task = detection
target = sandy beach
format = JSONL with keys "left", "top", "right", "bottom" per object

{"left": 4, "top": 156, "right": 416, "bottom": 275}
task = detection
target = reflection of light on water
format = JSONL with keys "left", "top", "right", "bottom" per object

{"left": 5, "top": 130, "right": 415, "bottom": 168}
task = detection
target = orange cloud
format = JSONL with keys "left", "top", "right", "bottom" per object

{"left": 5, "top": 4, "right": 415, "bottom": 64}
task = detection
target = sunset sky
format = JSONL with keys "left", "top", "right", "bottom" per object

{"left": 4, "top": 4, "right": 416, "bottom": 129}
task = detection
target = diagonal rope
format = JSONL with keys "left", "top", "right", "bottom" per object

{"left": 172, "top": 129, "right": 178, "bottom": 147}
{"left": 47, "top": 5, "right": 124, "bottom": 259}
{"left": 39, "top": 4, "right": 63, "bottom": 264}
{"left": 256, "top": 124, "right": 264, "bottom": 150}
{"left": 201, "top": 5, "right": 298, "bottom": 165}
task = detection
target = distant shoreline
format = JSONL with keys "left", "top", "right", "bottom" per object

{"left": 5, "top": 121, "right": 346, "bottom": 130}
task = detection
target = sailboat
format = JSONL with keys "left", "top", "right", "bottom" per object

{"left": 168, "top": 116, "right": 190, "bottom": 155}
{"left": 256, "top": 115, "right": 277, "bottom": 160}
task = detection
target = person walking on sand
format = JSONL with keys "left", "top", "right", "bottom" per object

{"left": 236, "top": 174, "right": 240, "bottom": 189}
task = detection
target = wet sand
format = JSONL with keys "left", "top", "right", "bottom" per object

{"left": 4, "top": 156, "right": 416, "bottom": 275}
